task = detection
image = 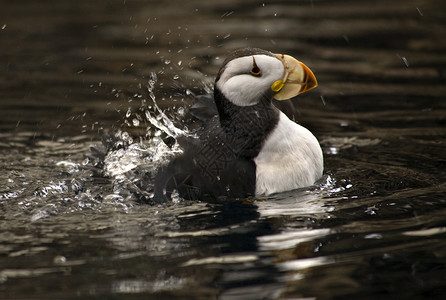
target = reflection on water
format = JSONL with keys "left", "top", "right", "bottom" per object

{"left": 1, "top": 0, "right": 446, "bottom": 299}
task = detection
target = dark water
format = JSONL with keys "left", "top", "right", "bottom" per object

{"left": 1, "top": 0, "right": 446, "bottom": 299}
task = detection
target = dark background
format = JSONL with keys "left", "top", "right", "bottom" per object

{"left": 0, "top": 1, "right": 445, "bottom": 299}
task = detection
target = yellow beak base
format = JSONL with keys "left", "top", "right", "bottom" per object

{"left": 272, "top": 54, "right": 318, "bottom": 101}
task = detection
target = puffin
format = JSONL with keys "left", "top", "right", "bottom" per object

{"left": 154, "top": 48, "right": 323, "bottom": 202}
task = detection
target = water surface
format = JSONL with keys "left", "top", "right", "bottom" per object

{"left": 1, "top": 0, "right": 445, "bottom": 299}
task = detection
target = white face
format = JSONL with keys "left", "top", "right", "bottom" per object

{"left": 216, "top": 54, "right": 285, "bottom": 106}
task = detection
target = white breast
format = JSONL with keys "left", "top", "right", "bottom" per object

{"left": 254, "top": 112, "right": 323, "bottom": 195}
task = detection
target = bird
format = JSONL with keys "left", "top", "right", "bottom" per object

{"left": 153, "top": 47, "right": 323, "bottom": 203}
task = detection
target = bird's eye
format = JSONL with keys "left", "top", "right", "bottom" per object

{"left": 250, "top": 57, "right": 262, "bottom": 76}
{"left": 250, "top": 66, "right": 262, "bottom": 76}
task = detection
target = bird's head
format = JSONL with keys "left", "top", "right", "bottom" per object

{"left": 215, "top": 48, "right": 317, "bottom": 107}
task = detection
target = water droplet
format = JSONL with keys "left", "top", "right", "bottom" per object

{"left": 328, "top": 147, "right": 338, "bottom": 155}
{"left": 401, "top": 57, "right": 409, "bottom": 67}
{"left": 125, "top": 108, "right": 132, "bottom": 118}
{"left": 149, "top": 91, "right": 155, "bottom": 101}
{"left": 365, "top": 206, "right": 377, "bottom": 215}
{"left": 164, "top": 59, "right": 171, "bottom": 65}
{"left": 173, "top": 74, "right": 179, "bottom": 80}
{"left": 132, "top": 119, "right": 140, "bottom": 126}
{"left": 416, "top": 7, "right": 423, "bottom": 16}
{"left": 53, "top": 255, "right": 67, "bottom": 264}
{"left": 320, "top": 95, "right": 326, "bottom": 106}
{"left": 397, "top": 54, "right": 409, "bottom": 67}
{"left": 1, "top": 24, "right": 6, "bottom": 30}
{"left": 364, "top": 233, "right": 383, "bottom": 239}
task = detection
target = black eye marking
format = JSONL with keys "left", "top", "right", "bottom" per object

{"left": 250, "top": 57, "right": 262, "bottom": 76}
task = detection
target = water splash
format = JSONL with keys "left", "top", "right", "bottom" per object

{"left": 103, "top": 137, "right": 181, "bottom": 179}
{"left": 98, "top": 71, "right": 192, "bottom": 202}
{"left": 143, "top": 72, "right": 193, "bottom": 139}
